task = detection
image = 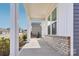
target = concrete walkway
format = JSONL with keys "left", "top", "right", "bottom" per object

{"left": 19, "top": 38, "right": 63, "bottom": 56}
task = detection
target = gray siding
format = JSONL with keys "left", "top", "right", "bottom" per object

{"left": 74, "top": 3, "right": 79, "bottom": 56}
{"left": 32, "top": 23, "right": 41, "bottom": 37}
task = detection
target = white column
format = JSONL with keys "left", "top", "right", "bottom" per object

{"left": 41, "top": 18, "right": 48, "bottom": 37}
{"left": 10, "top": 3, "right": 19, "bottom": 56}
{"left": 44, "top": 18, "right": 48, "bottom": 36}
{"left": 27, "top": 19, "right": 31, "bottom": 42}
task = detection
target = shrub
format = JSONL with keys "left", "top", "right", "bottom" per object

{"left": 0, "top": 37, "right": 10, "bottom": 56}
{"left": 22, "top": 34, "right": 27, "bottom": 41}
{"left": 5, "top": 38, "right": 10, "bottom": 48}
{"left": 4, "top": 38, "right": 10, "bottom": 56}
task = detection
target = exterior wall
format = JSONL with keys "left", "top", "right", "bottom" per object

{"left": 32, "top": 23, "right": 41, "bottom": 37}
{"left": 57, "top": 3, "right": 73, "bottom": 55}
{"left": 31, "top": 19, "right": 42, "bottom": 37}
{"left": 74, "top": 3, "right": 79, "bottom": 56}
{"left": 31, "top": 19, "right": 48, "bottom": 38}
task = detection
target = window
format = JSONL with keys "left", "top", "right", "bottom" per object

{"left": 52, "top": 8, "right": 57, "bottom": 21}
{"left": 47, "top": 8, "right": 57, "bottom": 35}
{"left": 52, "top": 22, "right": 56, "bottom": 34}
{"left": 48, "top": 15, "right": 50, "bottom": 21}
{"left": 52, "top": 8, "right": 57, "bottom": 35}
{"left": 48, "top": 25, "right": 50, "bottom": 34}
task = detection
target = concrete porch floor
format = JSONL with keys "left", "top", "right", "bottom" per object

{"left": 19, "top": 38, "right": 63, "bottom": 56}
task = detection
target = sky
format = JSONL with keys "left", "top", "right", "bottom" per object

{"left": 0, "top": 3, "right": 28, "bottom": 29}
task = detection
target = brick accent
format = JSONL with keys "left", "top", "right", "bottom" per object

{"left": 43, "top": 35, "right": 70, "bottom": 56}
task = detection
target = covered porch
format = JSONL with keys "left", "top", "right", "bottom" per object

{"left": 10, "top": 3, "right": 73, "bottom": 56}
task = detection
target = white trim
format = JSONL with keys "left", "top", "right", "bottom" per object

{"left": 70, "top": 3, "right": 74, "bottom": 56}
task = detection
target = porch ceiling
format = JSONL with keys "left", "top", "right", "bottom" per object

{"left": 24, "top": 3, "right": 56, "bottom": 20}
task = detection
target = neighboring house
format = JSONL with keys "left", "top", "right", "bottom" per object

{"left": 0, "top": 28, "right": 10, "bottom": 35}
{"left": 19, "top": 28, "right": 27, "bottom": 33}
{"left": 23, "top": 29, "right": 27, "bottom": 33}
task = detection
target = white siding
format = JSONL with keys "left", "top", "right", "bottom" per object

{"left": 57, "top": 3, "right": 73, "bottom": 55}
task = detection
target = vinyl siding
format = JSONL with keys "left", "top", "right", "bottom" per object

{"left": 74, "top": 3, "right": 79, "bottom": 55}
